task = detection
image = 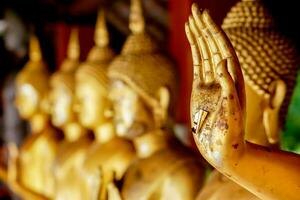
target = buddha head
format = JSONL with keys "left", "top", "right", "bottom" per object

{"left": 15, "top": 35, "right": 49, "bottom": 120}
{"left": 108, "top": 0, "right": 177, "bottom": 139}
{"left": 49, "top": 28, "right": 80, "bottom": 131}
{"left": 222, "top": 0, "right": 300, "bottom": 145}
{"left": 75, "top": 10, "right": 115, "bottom": 130}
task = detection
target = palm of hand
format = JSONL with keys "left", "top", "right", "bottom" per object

{"left": 186, "top": 4, "right": 245, "bottom": 168}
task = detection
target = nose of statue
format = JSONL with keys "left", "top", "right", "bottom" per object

{"left": 40, "top": 97, "right": 51, "bottom": 114}
{"left": 72, "top": 99, "right": 81, "bottom": 114}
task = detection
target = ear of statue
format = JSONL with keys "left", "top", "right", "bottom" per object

{"left": 31, "top": 87, "right": 40, "bottom": 113}
{"left": 263, "top": 79, "right": 286, "bottom": 144}
{"left": 155, "top": 87, "right": 170, "bottom": 128}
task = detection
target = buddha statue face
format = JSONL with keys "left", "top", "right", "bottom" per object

{"left": 75, "top": 74, "right": 111, "bottom": 129}
{"left": 109, "top": 80, "right": 154, "bottom": 139}
{"left": 74, "top": 9, "right": 115, "bottom": 131}
{"left": 15, "top": 34, "right": 49, "bottom": 121}
{"left": 15, "top": 63, "right": 49, "bottom": 120}
{"left": 49, "top": 28, "right": 80, "bottom": 128}
{"left": 15, "top": 83, "right": 39, "bottom": 119}
{"left": 107, "top": 0, "right": 176, "bottom": 139}
{"left": 49, "top": 84, "right": 73, "bottom": 128}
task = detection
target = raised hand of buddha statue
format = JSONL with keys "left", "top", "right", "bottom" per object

{"left": 186, "top": 4, "right": 300, "bottom": 200}
{"left": 186, "top": 4, "right": 245, "bottom": 169}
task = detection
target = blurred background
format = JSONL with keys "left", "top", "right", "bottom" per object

{"left": 1, "top": 0, "right": 300, "bottom": 197}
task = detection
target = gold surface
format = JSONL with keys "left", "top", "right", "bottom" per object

{"left": 108, "top": 0, "right": 177, "bottom": 112}
{"left": 75, "top": 9, "right": 114, "bottom": 138}
{"left": 107, "top": 0, "right": 205, "bottom": 199}
{"left": 222, "top": 0, "right": 299, "bottom": 144}
{"left": 49, "top": 28, "right": 85, "bottom": 141}
{"left": 49, "top": 28, "right": 94, "bottom": 200}
{"left": 10, "top": 35, "right": 63, "bottom": 200}
{"left": 74, "top": 10, "right": 136, "bottom": 200}
{"left": 186, "top": 2, "right": 300, "bottom": 200}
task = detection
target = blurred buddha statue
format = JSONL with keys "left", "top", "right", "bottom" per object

{"left": 75, "top": 10, "right": 136, "bottom": 200}
{"left": 107, "top": 0, "right": 205, "bottom": 199}
{"left": 49, "top": 28, "right": 92, "bottom": 200}
{"left": 50, "top": 28, "right": 84, "bottom": 141}
{"left": 185, "top": 1, "right": 300, "bottom": 200}
{"left": 10, "top": 35, "right": 63, "bottom": 200}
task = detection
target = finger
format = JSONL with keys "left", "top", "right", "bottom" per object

{"left": 203, "top": 11, "right": 245, "bottom": 110}
{"left": 185, "top": 22, "right": 203, "bottom": 83}
{"left": 191, "top": 4, "right": 205, "bottom": 32}
{"left": 216, "top": 60, "right": 244, "bottom": 136}
{"left": 193, "top": 7, "right": 222, "bottom": 73}
{"left": 189, "top": 14, "right": 214, "bottom": 84}
{"left": 189, "top": 16, "right": 208, "bottom": 84}
{"left": 216, "top": 59, "right": 236, "bottom": 98}
{"left": 202, "top": 11, "right": 241, "bottom": 79}
{"left": 228, "top": 57, "right": 245, "bottom": 113}
{"left": 202, "top": 10, "right": 235, "bottom": 59}
{"left": 216, "top": 60, "right": 244, "bottom": 147}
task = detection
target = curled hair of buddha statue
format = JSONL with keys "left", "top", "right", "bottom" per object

{"left": 108, "top": 0, "right": 178, "bottom": 111}
{"left": 76, "top": 9, "right": 115, "bottom": 94}
{"left": 222, "top": 0, "right": 300, "bottom": 126}
{"left": 16, "top": 34, "right": 49, "bottom": 96}
{"left": 50, "top": 28, "right": 80, "bottom": 93}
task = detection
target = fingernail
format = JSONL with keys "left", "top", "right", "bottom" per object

{"left": 189, "top": 16, "right": 194, "bottom": 24}
{"left": 185, "top": 22, "right": 189, "bottom": 32}
{"left": 203, "top": 10, "right": 211, "bottom": 21}
{"left": 192, "top": 3, "right": 199, "bottom": 12}
{"left": 203, "top": 9, "right": 210, "bottom": 16}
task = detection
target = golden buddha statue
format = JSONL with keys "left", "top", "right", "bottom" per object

{"left": 107, "top": 0, "right": 205, "bottom": 199}
{"left": 10, "top": 34, "right": 63, "bottom": 200}
{"left": 185, "top": 1, "right": 300, "bottom": 199}
{"left": 49, "top": 28, "right": 94, "bottom": 200}
{"left": 75, "top": 10, "right": 136, "bottom": 200}
{"left": 50, "top": 28, "right": 85, "bottom": 141}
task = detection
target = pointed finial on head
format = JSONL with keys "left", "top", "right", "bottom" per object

{"left": 129, "top": 0, "right": 145, "bottom": 34}
{"left": 29, "top": 34, "right": 42, "bottom": 62}
{"left": 95, "top": 9, "right": 109, "bottom": 47}
{"left": 67, "top": 28, "right": 80, "bottom": 60}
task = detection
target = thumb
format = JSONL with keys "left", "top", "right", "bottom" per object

{"left": 216, "top": 59, "right": 236, "bottom": 98}
{"left": 216, "top": 59, "right": 242, "bottom": 123}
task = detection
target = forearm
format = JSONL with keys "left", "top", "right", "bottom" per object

{"left": 224, "top": 142, "right": 300, "bottom": 200}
